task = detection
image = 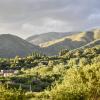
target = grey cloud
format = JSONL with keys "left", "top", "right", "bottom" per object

{"left": 0, "top": 0, "right": 99, "bottom": 38}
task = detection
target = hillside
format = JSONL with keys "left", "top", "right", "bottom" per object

{"left": 0, "top": 29, "right": 100, "bottom": 57}
{"left": 80, "top": 39, "right": 100, "bottom": 48}
{"left": 0, "top": 45, "right": 100, "bottom": 100}
{"left": 26, "top": 32, "right": 77, "bottom": 46}
{"left": 41, "top": 29, "right": 100, "bottom": 55}
{"left": 0, "top": 34, "right": 40, "bottom": 58}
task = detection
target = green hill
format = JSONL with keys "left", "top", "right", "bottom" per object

{"left": 0, "top": 34, "right": 41, "bottom": 58}
{"left": 0, "top": 45, "right": 100, "bottom": 100}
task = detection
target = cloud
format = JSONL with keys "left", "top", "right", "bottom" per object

{"left": 22, "top": 18, "right": 72, "bottom": 34}
{"left": 0, "top": 0, "right": 99, "bottom": 38}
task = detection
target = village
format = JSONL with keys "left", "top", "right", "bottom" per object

{"left": 0, "top": 70, "right": 19, "bottom": 77}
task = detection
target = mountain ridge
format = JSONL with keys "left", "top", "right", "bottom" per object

{"left": 26, "top": 32, "right": 78, "bottom": 46}
{"left": 40, "top": 29, "right": 100, "bottom": 55}
{"left": 0, "top": 28, "right": 100, "bottom": 57}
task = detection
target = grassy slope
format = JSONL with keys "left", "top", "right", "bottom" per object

{"left": 41, "top": 29, "right": 100, "bottom": 55}
{"left": 26, "top": 32, "right": 77, "bottom": 46}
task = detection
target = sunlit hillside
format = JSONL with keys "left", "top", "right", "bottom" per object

{"left": 37, "top": 29, "right": 100, "bottom": 55}
{"left": 0, "top": 45, "right": 100, "bottom": 100}
{"left": 40, "top": 29, "right": 100, "bottom": 47}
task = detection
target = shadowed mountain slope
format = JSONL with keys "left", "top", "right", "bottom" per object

{"left": 0, "top": 34, "right": 40, "bottom": 58}
{"left": 79, "top": 39, "right": 100, "bottom": 48}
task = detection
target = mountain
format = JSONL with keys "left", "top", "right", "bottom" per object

{"left": 70, "top": 39, "right": 100, "bottom": 53}
{"left": 0, "top": 34, "right": 40, "bottom": 58}
{"left": 0, "top": 29, "right": 100, "bottom": 57}
{"left": 79, "top": 39, "right": 100, "bottom": 48}
{"left": 41, "top": 29, "right": 100, "bottom": 55}
{"left": 26, "top": 32, "right": 77, "bottom": 46}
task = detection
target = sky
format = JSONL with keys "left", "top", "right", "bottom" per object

{"left": 0, "top": 0, "right": 100, "bottom": 38}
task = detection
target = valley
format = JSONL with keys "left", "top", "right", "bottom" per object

{"left": 0, "top": 29, "right": 100, "bottom": 100}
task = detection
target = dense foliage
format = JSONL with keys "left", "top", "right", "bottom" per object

{"left": 0, "top": 45, "right": 100, "bottom": 100}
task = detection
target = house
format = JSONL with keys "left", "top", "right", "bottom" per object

{"left": 0, "top": 70, "right": 18, "bottom": 77}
